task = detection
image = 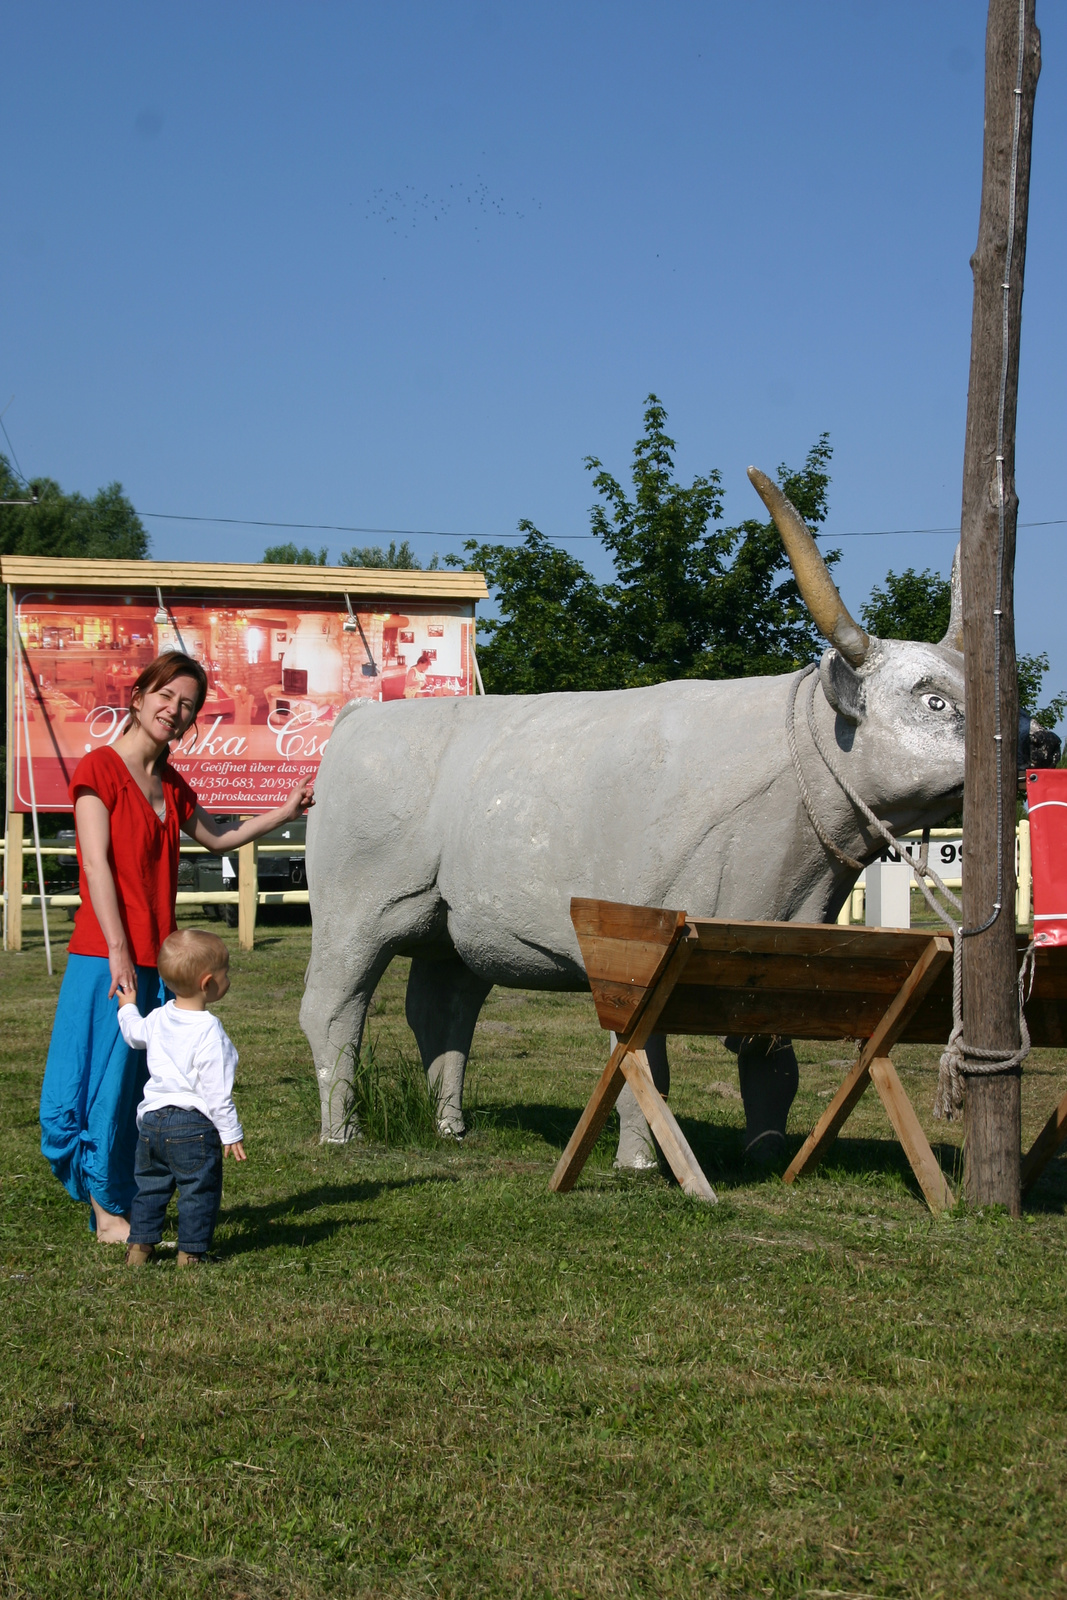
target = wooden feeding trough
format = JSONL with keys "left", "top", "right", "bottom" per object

{"left": 551, "top": 898, "right": 1067, "bottom": 1212}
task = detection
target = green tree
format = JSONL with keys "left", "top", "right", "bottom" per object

{"left": 461, "top": 522, "right": 619, "bottom": 693}
{"left": 585, "top": 397, "right": 728, "bottom": 683}
{"left": 1, "top": 455, "right": 148, "bottom": 564}
{"left": 2, "top": 454, "right": 149, "bottom": 790}
{"left": 860, "top": 567, "right": 952, "bottom": 642}
{"left": 262, "top": 542, "right": 328, "bottom": 565}
{"left": 453, "top": 398, "right": 838, "bottom": 692}
{"left": 1018, "top": 651, "right": 1067, "bottom": 731}
{"left": 666, "top": 433, "right": 839, "bottom": 680}
{"left": 339, "top": 539, "right": 439, "bottom": 571}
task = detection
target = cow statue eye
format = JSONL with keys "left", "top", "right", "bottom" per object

{"left": 923, "top": 694, "right": 948, "bottom": 712}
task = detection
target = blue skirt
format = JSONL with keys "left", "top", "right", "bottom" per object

{"left": 39, "top": 955, "right": 167, "bottom": 1219}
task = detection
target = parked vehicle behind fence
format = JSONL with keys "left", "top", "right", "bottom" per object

{"left": 192, "top": 817, "right": 308, "bottom": 926}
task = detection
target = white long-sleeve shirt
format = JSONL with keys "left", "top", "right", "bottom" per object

{"left": 118, "top": 1001, "right": 243, "bottom": 1145}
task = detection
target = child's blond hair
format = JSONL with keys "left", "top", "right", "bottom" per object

{"left": 157, "top": 928, "right": 229, "bottom": 997}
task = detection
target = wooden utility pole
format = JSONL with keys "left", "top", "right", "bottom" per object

{"left": 960, "top": 0, "right": 1040, "bottom": 1212}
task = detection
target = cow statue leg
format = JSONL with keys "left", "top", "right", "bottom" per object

{"left": 728, "top": 1034, "right": 799, "bottom": 1162}
{"left": 612, "top": 1031, "right": 670, "bottom": 1170}
{"left": 405, "top": 955, "right": 492, "bottom": 1138}
{"left": 301, "top": 939, "right": 395, "bottom": 1143}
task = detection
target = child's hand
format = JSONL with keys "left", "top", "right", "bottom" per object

{"left": 223, "top": 1141, "right": 247, "bottom": 1161}
{"left": 116, "top": 980, "right": 139, "bottom": 1008}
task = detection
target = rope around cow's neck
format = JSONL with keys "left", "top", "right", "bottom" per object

{"left": 786, "top": 662, "right": 1035, "bottom": 1121}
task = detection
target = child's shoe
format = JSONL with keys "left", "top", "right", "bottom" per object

{"left": 125, "top": 1243, "right": 154, "bottom": 1267}
{"left": 177, "top": 1251, "right": 205, "bottom": 1268}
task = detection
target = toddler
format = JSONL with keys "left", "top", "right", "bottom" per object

{"left": 118, "top": 928, "right": 245, "bottom": 1267}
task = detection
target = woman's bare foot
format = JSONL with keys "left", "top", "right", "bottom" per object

{"left": 90, "top": 1196, "right": 130, "bottom": 1243}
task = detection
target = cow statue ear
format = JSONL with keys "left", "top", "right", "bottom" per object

{"left": 819, "top": 648, "right": 866, "bottom": 724}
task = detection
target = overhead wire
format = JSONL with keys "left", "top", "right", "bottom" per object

{"left": 2, "top": 396, "right": 1062, "bottom": 547}
{"left": 131, "top": 509, "right": 1067, "bottom": 544}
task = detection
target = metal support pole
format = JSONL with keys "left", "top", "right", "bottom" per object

{"left": 16, "top": 638, "right": 52, "bottom": 975}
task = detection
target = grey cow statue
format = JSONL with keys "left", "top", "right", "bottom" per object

{"left": 300, "top": 467, "right": 1042, "bottom": 1163}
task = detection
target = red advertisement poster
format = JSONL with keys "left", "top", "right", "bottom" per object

{"left": 12, "top": 591, "right": 475, "bottom": 811}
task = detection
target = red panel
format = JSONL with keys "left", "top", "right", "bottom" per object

{"left": 1028, "top": 768, "right": 1067, "bottom": 948}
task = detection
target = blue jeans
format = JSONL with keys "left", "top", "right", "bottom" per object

{"left": 128, "top": 1107, "right": 223, "bottom": 1256}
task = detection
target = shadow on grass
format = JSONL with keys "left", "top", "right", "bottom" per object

{"left": 469, "top": 1099, "right": 601, "bottom": 1150}
{"left": 218, "top": 1173, "right": 460, "bottom": 1255}
{"left": 468, "top": 1098, "right": 952, "bottom": 1203}
{"left": 1022, "top": 1159, "right": 1067, "bottom": 1214}
{"left": 215, "top": 1103, "right": 1067, "bottom": 1238}
{"left": 651, "top": 1109, "right": 993, "bottom": 1210}
{"left": 788, "top": 1133, "right": 960, "bottom": 1199}
{"left": 251, "top": 906, "right": 312, "bottom": 928}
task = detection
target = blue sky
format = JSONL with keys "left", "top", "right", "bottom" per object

{"left": 3, "top": 2, "right": 1064, "bottom": 713}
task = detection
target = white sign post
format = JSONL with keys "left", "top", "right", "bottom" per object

{"left": 865, "top": 857, "right": 913, "bottom": 928}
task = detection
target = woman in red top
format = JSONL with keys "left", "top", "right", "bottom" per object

{"left": 39, "top": 652, "right": 314, "bottom": 1242}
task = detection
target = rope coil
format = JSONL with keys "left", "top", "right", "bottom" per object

{"left": 934, "top": 939, "right": 1036, "bottom": 1121}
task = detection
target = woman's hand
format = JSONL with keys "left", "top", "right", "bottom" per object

{"left": 280, "top": 777, "right": 315, "bottom": 820}
{"left": 224, "top": 1141, "right": 247, "bottom": 1161}
{"left": 108, "top": 945, "right": 137, "bottom": 1000}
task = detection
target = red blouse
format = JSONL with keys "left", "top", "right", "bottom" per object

{"left": 68, "top": 746, "right": 199, "bottom": 967}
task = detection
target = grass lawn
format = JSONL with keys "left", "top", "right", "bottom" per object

{"left": 3, "top": 908, "right": 1067, "bottom": 1599}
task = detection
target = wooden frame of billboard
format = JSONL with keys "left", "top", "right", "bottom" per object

{"left": 3, "top": 556, "right": 488, "bottom": 953}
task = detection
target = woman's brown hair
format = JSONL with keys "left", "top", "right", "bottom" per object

{"left": 125, "top": 651, "right": 209, "bottom": 738}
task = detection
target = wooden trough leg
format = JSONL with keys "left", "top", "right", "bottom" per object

{"left": 869, "top": 1055, "right": 954, "bottom": 1213}
{"left": 549, "top": 1039, "right": 631, "bottom": 1194}
{"left": 551, "top": 925, "right": 695, "bottom": 1195}
{"left": 784, "top": 934, "right": 954, "bottom": 1206}
{"left": 619, "top": 1049, "right": 717, "bottom": 1201}
{"left": 783, "top": 1051, "right": 875, "bottom": 1186}
{"left": 1021, "top": 1087, "right": 1067, "bottom": 1193}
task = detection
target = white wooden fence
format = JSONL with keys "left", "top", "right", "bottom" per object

{"left": 1, "top": 830, "right": 303, "bottom": 952}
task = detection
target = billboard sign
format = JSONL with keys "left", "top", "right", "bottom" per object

{"left": 12, "top": 590, "right": 475, "bottom": 812}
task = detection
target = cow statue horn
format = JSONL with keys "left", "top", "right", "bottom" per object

{"left": 940, "top": 543, "right": 964, "bottom": 653}
{"left": 747, "top": 465, "right": 870, "bottom": 668}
